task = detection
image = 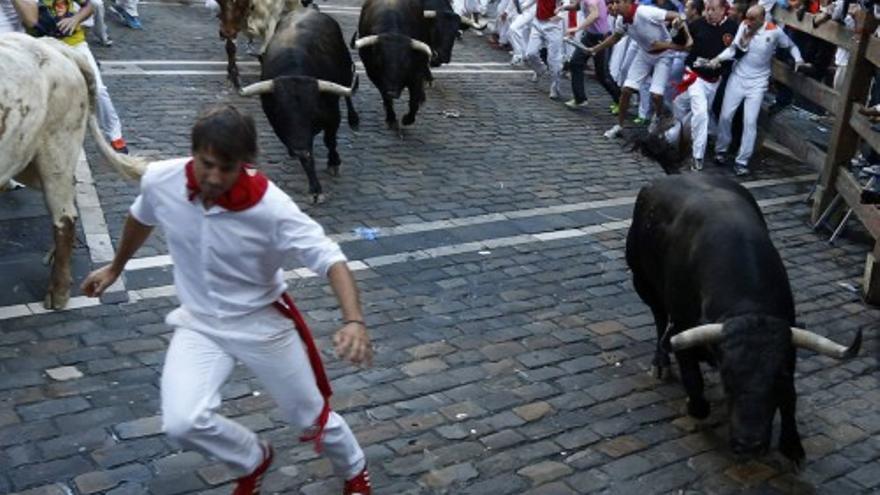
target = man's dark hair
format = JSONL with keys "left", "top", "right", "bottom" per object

{"left": 191, "top": 104, "right": 258, "bottom": 164}
{"left": 692, "top": 0, "right": 706, "bottom": 15}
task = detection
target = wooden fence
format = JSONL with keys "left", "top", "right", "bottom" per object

{"left": 763, "top": 6, "right": 880, "bottom": 303}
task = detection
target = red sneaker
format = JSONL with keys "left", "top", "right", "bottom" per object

{"left": 343, "top": 466, "right": 371, "bottom": 495}
{"left": 111, "top": 138, "right": 129, "bottom": 154}
{"left": 232, "top": 441, "right": 274, "bottom": 495}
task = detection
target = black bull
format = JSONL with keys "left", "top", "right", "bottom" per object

{"left": 239, "top": 8, "right": 359, "bottom": 204}
{"left": 422, "top": 0, "right": 486, "bottom": 68}
{"left": 625, "top": 174, "right": 861, "bottom": 466}
{"left": 353, "top": 0, "right": 433, "bottom": 128}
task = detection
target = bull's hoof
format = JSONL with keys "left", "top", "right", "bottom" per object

{"left": 780, "top": 438, "right": 805, "bottom": 470}
{"left": 686, "top": 398, "right": 710, "bottom": 419}
{"left": 386, "top": 119, "right": 399, "bottom": 130}
{"left": 327, "top": 165, "right": 340, "bottom": 177}
{"left": 651, "top": 365, "right": 671, "bottom": 381}
{"left": 44, "top": 290, "right": 70, "bottom": 310}
{"left": 311, "top": 193, "right": 327, "bottom": 205}
{"left": 402, "top": 114, "right": 415, "bottom": 126}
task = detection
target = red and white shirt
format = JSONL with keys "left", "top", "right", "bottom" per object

{"left": 130, "top": 158, "right": 346, "bottom": 319}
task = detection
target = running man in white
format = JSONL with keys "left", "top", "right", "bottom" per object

{"left": 588, "top": 0, "right": 687, "bottom": 138}
{"left": 525, "top": 0, "right": 565, "bottom": 98}
{"left": 81, "top": 105, "right": 373, "bottom": 495}
{"left": 707, "top": 4, "right": 806, "bottom": 175}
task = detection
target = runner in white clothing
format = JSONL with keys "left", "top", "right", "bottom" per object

{"left": 81, "top": 105, "right": 374, "bottom": 495}
{"left": 707, "top": 4, "right": 807, "bottom": 175}
{"left": 588, "top": 0, "right": 687, "bottom": 138}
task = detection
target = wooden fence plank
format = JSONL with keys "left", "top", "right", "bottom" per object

{"left": 850, "top": 104, "right": 880, "bottom": 154}
{"left": 834, "top": 169, "right": 880, "bottom": 240}
{"left": 866, "top": 36, "right": 880, "bottom": 67}
{"left": 771, "top": 60, "right": 839, "bottom": 114}
{"left": 772, "top": 6, "right": 855, "bottom": 51}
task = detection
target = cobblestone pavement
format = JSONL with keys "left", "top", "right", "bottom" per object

{"left": 1, "top": 1, "right": 879, "bottom": 493}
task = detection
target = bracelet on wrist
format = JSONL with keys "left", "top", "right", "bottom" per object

{"left": 343, "top": 319, "right": 367, "bottom": 328}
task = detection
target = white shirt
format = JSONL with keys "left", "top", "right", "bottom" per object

{"left": 626, "top": 5, "right": 673, "bottom": 52}
{"left": 0, "top": 1, "right": 24, "bottom": 33}
{"left": 130, "top": 158, "right": 347, "bottom": 319}
{"left": 718, "top": 21, "right": 802, "bottom": 82}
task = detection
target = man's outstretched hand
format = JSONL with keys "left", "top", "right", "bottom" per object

{"left": 81, "top": 264, "right": 121, "bottom": 297}
{"left": 333, "top": 322, "right": 373, "bottom": 366}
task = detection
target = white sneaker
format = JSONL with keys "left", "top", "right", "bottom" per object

{"left": 549, "top": 85, "right": 561, "bottom": 100}
{"left": 690, "top": 158, "right": 703, "bottom": 171}
{"left": 604, "top": 124, "right": 623, "bottom": 139}
{"left": 647, "top": 116, "right": 660, "bottom": 135}
{"left": 531, "top": 71, "right": 540, "bottom": 82}
{"left": 510, "top": 56, "right": 522, "bottom": 66}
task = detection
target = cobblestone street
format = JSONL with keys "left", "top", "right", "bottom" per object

{"left": 1, "top": 1, "right": 879, "bottom": 493}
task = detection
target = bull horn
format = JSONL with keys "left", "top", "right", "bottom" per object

{"left": 460, "top": 16, "right": 488, "bottom": 30}
{"left": 354, "top": 35, "right": 380, "bottom": 49}
{"left": 423, "top": 9, "right": 437, "bottom": 17}
{"left": 317, "top": 79, "right": 354, "bottom": 97}
{"left": 410, "top": 38, "right": 433, "bottom": 57}
{"left": 791, "top": 328, "right": 862, "bottom": 359}
{"left": 669, "top": 324, "right": 724, "bottom": 351}
{"left": 239, "top": 80, "right": 275, "bottom": 96}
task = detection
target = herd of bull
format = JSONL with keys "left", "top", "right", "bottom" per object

{"left": 0, "top": 0, "right": 867, "bottom": 476}
{"left": 217, "top": 0, "right": 485, "bottom": 203}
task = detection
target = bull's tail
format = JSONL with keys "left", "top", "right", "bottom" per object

{"left": 61, "top": 40, "right": 147, "bottom": 180}
{"left": 87, "top": 117, "right": 146, "bottom": 180}
{"left": 349, "top": 30, "right": 358, "bottom": 49}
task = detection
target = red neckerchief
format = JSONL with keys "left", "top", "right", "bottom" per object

{"left": 623, "top": 3, "right": 638, "bottom": 23}
{"left": 184, "top": 159, "right": 269, "bottom": 211}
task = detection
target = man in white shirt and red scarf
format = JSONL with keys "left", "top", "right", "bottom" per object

{"left": 525, "top": 0, "right": 565, "bottom": 98}
{"left": 81, "top": 105, "right": 373, "bottom": 495}
{"left": 707, "top": 4, "right": 806, "bottom": 175}
{"left": 588, "top": 0, "right": 687, "bottom": 138}
{"left": 667, "top": 0, "right": 737, "bottom": 171}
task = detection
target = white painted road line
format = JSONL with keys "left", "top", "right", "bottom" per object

{"left": 0, "top": 193, "right": 809, "bottom": 320}
{"left": 121, "top": 174, "right": 816, "bottom": 272}
{"left": 75, "top": 150, "right": 128, "bottom": 301}
{"left": 99, "top": 60, "right": 514, "bottom": 67}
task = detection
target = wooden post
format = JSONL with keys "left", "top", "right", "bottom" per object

{"left": 811, "top": 12, "right": 879, "bottom": 223}
{"left": 864, "top": 243, "right": 880, "bottom": 304}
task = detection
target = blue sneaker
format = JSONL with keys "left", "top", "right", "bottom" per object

{"left": 111, "top": 3, "right": 143, "bottom": 29}
{"left": 733, "top": 164, "right": 749, "bottom": 176}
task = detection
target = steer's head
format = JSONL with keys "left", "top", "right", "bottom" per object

{"left": 355, "top": 33, "right": 432, "bottom": 98}
{"left": 670, "top": 316, "right": 862, "bottom": 460}
{"left": 238, "top": 74, "right": 358, "bottom": 155}
{"left": 423, "top": 9, "right": 487, "bottom": 66}
{"left": 715, "top": 316, "right": 792, "bottom": 456}
{"left": 217, "top": 0, "right": 251, "bottom": 40}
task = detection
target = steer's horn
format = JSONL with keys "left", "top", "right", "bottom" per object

{"left": 354, "top": 35, "right": 380, "bottom": 48}
{"left": 239, "top": 80, "right": 275, "bottom": 96}
{"left": 423, "top": 9, "right": 437, "bottom": 17}
{"left": 460, "top": 16, "right": 488, "bottom": 29}
{"left": 410, "top": 38, "right": 433, "bottom": 57}
{"left": 317, "top": 79, "right": 354, "bottom": 97}
{"left": 669, "top": 324, "right": 724, "bottom": 351}
{"left": 791, "top": 328, "right": 862, "bottom": 359}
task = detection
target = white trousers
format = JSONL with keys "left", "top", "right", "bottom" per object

{"left": 673, "top": 75, "right": 720, "bottom": 160}
{"left": 609, "top": 36, "right": 631, "bottom": 86}
{"left": 160, "top": 306, "right": 365, "bottom": 478}
{"left": 509, "top": 9, "right": 534, "bottom": 59}
{"left": 525, "top": 17, "right": 563, "bottom": 84}
{"left": 80, "top": 0, "right": 109, "bottom": 41}
{"left": 71, "top": 43, "right": 123, "bottom": 141}
{"left": 117, "top": 0, "right": 139, "bottom": 17}
{"left": 715, "top": 75, "right": 766, "bottom": 167}
{"left": 623, "top": 47, "right": 672, "bottom": 96}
